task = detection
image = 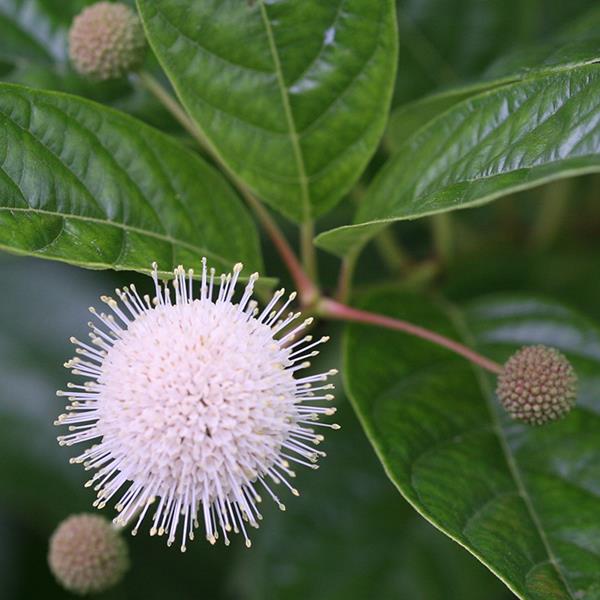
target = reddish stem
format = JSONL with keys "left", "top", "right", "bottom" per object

{"left": 241, "top": 191, "right": 319, "bottom": 306}
{"left": 136, "top": 72, "right": 318, "bottom": 306}
{"left": 320, "top": 298, "right": 503, "bottom": 375}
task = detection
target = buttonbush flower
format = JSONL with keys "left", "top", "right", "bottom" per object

{"left": 496, "top": 345, "right": 577, "bottom": 425}
{"left": 56, "top": 260, "right": 337, "bottom": 550}
{"left": 48, "top": 513, "right": 129, "bottom": 595}
{"left": 69, "top": 2, "right": 146, "bottom": 80}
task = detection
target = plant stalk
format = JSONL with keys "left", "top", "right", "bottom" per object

{"left": 335, "top": 250, "right": 359, "bottom": 303}
{"left": 431, "top": 213, "right": 453, "bottom": 264}
{"left": 300, "top": 221, "right": 318, "bottom": 282}
{"left": 374, "top": 227, "right": 410, "bottom": 272}
{"left": 135, "top": 70, "right": 318, "bottom": 306}
{"left": 319, "top": 298, "right": 503, "bottom": 375}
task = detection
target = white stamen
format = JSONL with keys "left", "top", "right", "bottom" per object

{"left": 56, "top": 260, "right": 336, "bottom": 548}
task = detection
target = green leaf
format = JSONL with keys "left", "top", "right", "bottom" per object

{"left": 387, "top": 5, "right": 600, "bottom": 152}
{"left": 233, "top": 380, "right": 509, "bottom": 600}
{"left": 315, "top": 5, "right": 600, "bottom": 257}
{"left": 137, "top": 0, "right": 398, "bottom": 222}
{"left": 0, "top": 83, "right": 263, "bottom": 276}
{"left": 316, "top": 63, "right": 600, "bottom": 256}
{"left": 385, "top": 86, "right": 481, "bottom": 153}
{"left": 344, "top": 289, "right": 600, "bottom": 599}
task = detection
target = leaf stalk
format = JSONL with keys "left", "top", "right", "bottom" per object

{"left": 135, "top": 70, "right": 319, "bottom": 306}
{"left": 318, "top": 298, "right": 503, "bottom": 375}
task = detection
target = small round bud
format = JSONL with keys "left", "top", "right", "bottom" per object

{"left": 48, "top": 514, "right": 129, "bottom": 595}
{"left": 496, "top": 345, "right": 577, "bottom": 426}
{"left": 69, "top": 2, "right": 146, "bottom": 81}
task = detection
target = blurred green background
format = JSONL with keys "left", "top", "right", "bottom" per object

{"left": 1, "top": 0, "right": 599, "bottom": 597}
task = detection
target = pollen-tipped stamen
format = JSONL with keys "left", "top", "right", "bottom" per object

{"left": 56, "top": 260, "right": 337, "bottom": 548}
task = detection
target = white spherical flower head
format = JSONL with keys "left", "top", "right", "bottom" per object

{"left": 56, "top": 260, "right": 337, "bottom": 550}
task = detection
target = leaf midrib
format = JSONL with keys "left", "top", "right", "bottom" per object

{"left": 258, "top": 0, "right": 311, "bottom": 222}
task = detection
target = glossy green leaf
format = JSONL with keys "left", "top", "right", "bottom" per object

{"left": 0, "top": 84, "right": 263, "bottom": 276}
{"left": 316, "top": 5, "right": 600, "bottom": 257}
{"left": 316, "top": 63, "right": 600, "bottom": 256}
{"left": 344, "top": 290, "right": 600, "bottom": 599}
{"left": 137, "top": 0, "right": 398, "bottom": 222}
{"left": 387, "top": 5, "right": 600, "bottom": 152}
{"left": 233, "top": 382, "right": 510, "bottom": 600}
{"left": 385, "top": 86, "right": 480, "bottom": 153}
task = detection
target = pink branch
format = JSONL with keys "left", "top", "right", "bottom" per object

{"left": 320, "top": 298, "right": 503, "bottom": 375}
{"left": 241, "top": 192, "right": 318, "bottom": 306}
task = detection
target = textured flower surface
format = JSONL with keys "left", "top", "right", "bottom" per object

{"left": 48, "top": 513, "right": 129, "bottom": 595}
{"left": 496, "top": 344, "right": 577, "bottom": 425}
{"left": 69, "top": 2, "right": 146, "bottom": 80}
{"left": 56, "top": 260, "right": 337, "bottom": 550}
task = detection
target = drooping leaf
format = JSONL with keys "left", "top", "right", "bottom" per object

{"left": 344, "top": 289, "right": 600, "bottom": 599}
{"left": 0, "top": 84, "right": 263, "bottom": 277}
{"left": 137, "top": 0, "right": 398, "bottom": 222}
{"left": 316, "top": 63, "right": 600, "bottom": 256}
{"left": 316, "top": 5, "right": 600, "bottom": 257}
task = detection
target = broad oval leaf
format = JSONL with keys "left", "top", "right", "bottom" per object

{"left": 344, "top": 290, "right": 600, "bottom": 599}
{"left": 137, "top": 0, "right": 398, "bottom": 222}
{"left": 316, "top": 63, "right": 600, "bottom": 256}
{"left": 0, "top": 84, "right": 263, "bottom": 276}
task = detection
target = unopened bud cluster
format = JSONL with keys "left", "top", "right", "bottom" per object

{"left": 496, "top": 345, "right": 577, "bottom": 425}
{"left": 69, "top": 2, "right": 146, "bottom": 80}
{"left": 48, "top": 514, "right": 129, "bottom": 595}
